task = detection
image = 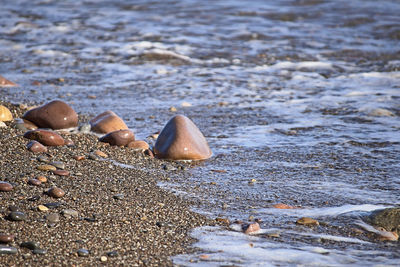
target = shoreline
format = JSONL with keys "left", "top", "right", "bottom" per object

{"left": 0, "top": 101, "right": 216, "bottom": 266}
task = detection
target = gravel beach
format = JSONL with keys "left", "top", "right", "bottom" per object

{"left": 0, "top": 101, "right": 215, "bottom": 266}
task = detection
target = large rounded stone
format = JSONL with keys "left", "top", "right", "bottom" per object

{"left": 154, "top": 115, "right": 212, "bottom": 160}
{"left": 90, "top": 111, "right": 128, "bottom": 134}
{"left": 0, "top": 105, "right": 13, "bottom": 122}
{"left": 0, "top": 75, "right": 18, "bottom": 87}
{"left": 0, "top": 182, "right": 13, "bottom": 192}
{"left": 99, "top": 129, "right": 135, "bottom": 146}
{"left": 24, "top": 129, "right": 65, "bottom": 146}
{"left": 26, "top": 140, "right": 48, "bottom": 153}
{"left": 22, "top": 100, "right": 78, "bottom": 130}
{"left": 368, "top": 208, "right": 400, "bottom": 234}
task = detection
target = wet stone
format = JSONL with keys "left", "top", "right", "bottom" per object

{"left": 8, "top": 211, "right": 27, "bottom": 221}
{"left": 20, "top": 241, "right": 40, "bottom": 250}
{"left": 77, "top": 248, "right": 89, "bottom": 257}
{"left": 0, "top": 234, "right": 14, "bottom": 243}
{"left": 27, "top": 140, "right": 47, "bottom": 153}
{"left": 0, "top": 181, "right": 13, "bottom": 192}
{"left": 296, "top": 217, "right": 320, "bottom": 226}
{"left": 0, "top": 245, "right": 18, "bottom": 255}
{"left": 24, "top": 129, "right": 65, "bottom": 146}
{"left": 37, "top": 155, "right": 50, "bottom": 163}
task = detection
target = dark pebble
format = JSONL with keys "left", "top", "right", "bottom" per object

{"left": 0, "top": 245, "right": 18, "bottom": 255}
{"left": 0, "top": 181, "right": 13, "bottom": 192}
{"left": 28, "top": 195, "right": 41, "bottom": 201}
{"left": 77, "top": 248, "right": 89, "bottom": 257}
{"left": 113, "top": 194, "right": 124, "bottom": 200}
{"left": 44, "top": 202, "right": 61, "bottom": 209}
{"left": 20, "top": 241, "right": 40, "bottom": 250}
{"left": 32, "top": 248, "right": 47, "bottom": 255}
{"left": 107, "top": 250, "right": 118, "bottom": 257}
{"left": 0, "top": 234, "right": 14, "bottom": 243}
{"left": 28, "top": 179, "right": 41, "bottom": 186}
{"left": 8, "top": 211, "right": 27, "bottom": 221}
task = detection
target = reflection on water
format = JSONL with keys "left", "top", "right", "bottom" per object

{"left": 1, "top": 0, "right": 399, "bottom": 265}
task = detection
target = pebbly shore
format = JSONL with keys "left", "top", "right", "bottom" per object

{"left": 0, "top": 101, "right": 216, "bottom": 266}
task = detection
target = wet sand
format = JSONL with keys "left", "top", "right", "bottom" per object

{"left": 0, "top": 101, "right": 215, "bottom": 266}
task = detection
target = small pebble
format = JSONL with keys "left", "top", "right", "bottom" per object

{"left": 49, "top": 161, "right": 65, "bottom": 169}
{"left": 62, "top": 209, "right": 78, "bottom": 218}
{"left": 0, "top": 121, "right": 7, "bottom": 127}
{"left": 37, "top": 176, "right": 47, "bottom": 183}
{"left": 37, "top": 205, "right": 49, "bottom": 212}
{"left": 28, "top": 179, "right": 41, "bottom": 186}
{"left": 9, "top": 205, "right": 19, "bottom": 211}
{"left": 94, "top": 150, "right": 107, "bottom": 158}
{"left": 77, "top": 248, "right": 89, "bottom": 257}
{"left": 100, "top": 256, "right": 107, "bottom": 262}
{"left": 8, "top": 211, "right": 27, "bottom": 221}
{"left": 47, "top": 187, "right": 65, "bottom": 198}
{"left": 27, "top": 140, "right": 47, "bottom": 153}
{"left": 46, "top": 213, "right": 60, "bottom": 224}
{"left": 107, "top": 250, "right": 118, "bottom": 257}
{"left": 79, "top": 123, "right": 91, "bottom": 133}
{"left": 0, "top": 234, "right": 14, "bottom": 243}
{"left": 28, "top": 195, "right": 41, "bottom": 201}
{"left": 37, "top": 165, "right": 56, "bottom": 171}
{"left": 74, "top": 155, "right": 85, "bottom": 161}
{"left": 20, "top": 241, "right": 40, "bottom": 250}
{"left": 0, "top": 245, "right": 18, "bottom": 255}
{"left": 113, "top": 194, "right": 124, "bottom": 200}
{"left": 0, "top": 181, "right": 13, "bottom": 192}
{"left": 44, "top": 202, "right": 61, "bottom": 209}
{"left": 53, "top": 170, "right": 70, "bottom": 176}
{"left": 65, "top": 139, "right": 74, "bottom": 147}
{"left": 32, "top": 248, "right": 47, "bottom": 255}
{"left": 37, "top": 155, "right": 50, "bottom": 163}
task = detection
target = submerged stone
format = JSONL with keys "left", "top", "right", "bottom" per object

{"left": 23, "top": 100, "right": 78, "bottom": 130}
{"left": 0, "top": 75, "right": 18, "bottom": 87}
{"left": 368, "top": 208, "right": 400, "bottom": 235}
{"left": 90, "top": 110, "right": 128, "bottom": 134}
{"left": 154, "top": 115, "right": 212, "bottom": 160}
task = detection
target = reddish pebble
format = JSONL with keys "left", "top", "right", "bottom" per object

{"left": 242, "top": 222, "right": 261, "bottom": 234}
{"left": 37, "top": 176, "right": 47, "bottom": 183}
{"left": 0, "top": 181, "right": 13, "bottom": 192}
{"left": 0, "top": 234, "right": 14, "bottom": 243}
{"left": 24, "top": 129, "right": 65, "bottom": 146}
{"left": 74, "top": 155, "right": 85, "bottom": 161}
{"left": 28, "top": 178, "right": 41, "bottom": 186}
{"left": 47, "top": 187, "right": 65, "bottom": 198}
{"left": 144, "top": 149, "right": 154, "bottom": 158}
{"left": 27, "top": 140, "right": 48, "bottom": 153}
{"left": 272, "top": 203, "right": 297, "bottom": 209}
{"left": 53, "top": 170, "right": 70, "bottom": 176}
{"left": 99, "top": 129, "right": 135, "bottom": 146}
{"left": 64, "top": 139, "right": 74, "bottom": 146}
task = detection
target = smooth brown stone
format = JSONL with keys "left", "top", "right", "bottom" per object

{"left": 64, "top": 139, "right": 74, "bottom": 146}
{"left": 0, "top": 105, "right": 13, "bottom": 122}
{"left": 296, "top": 217, "right": 319, "bottom": 226}
{"left": 24, "top": 129, "right": 65, "bottom": 146}
{"left": 127, "top": 140, "right": 149, "bottom": 150}
{"left": 26, "top": 140, "right": 48, "bottom": 153}
{"left": 53, "top": 170, "right": 70, "bottom": 176}
{"left": 0, "top": 75, "right": 18, "bottom": 87}
{"left": 0, "top": 234, "right": 14, "bottom": 243}
{"left": 37, "top": 176, "right": 47, "bottom": 183}
{"left": 47, "top": 187, "right": 65, "bottom": 198}
{"left": 272, "top": 203, "right": 297, "bottom": 209}
{"left": 242, "top": 222, "right": 261, "bottom": 234}
{"left": 0, "top": 182, "right": 13, "bottom": 192}
{"left": 154, "top": 115, "right": 212, "bottom": 160}
{"left": 37, "top": 165, "right": 57, "bottom": 171}
{"left": 23, "top": 119, "right": 38, "bottom": 130}
{"left": 144, "top": 149, "right": 154, "bottom": 158}
{"left": 22, "top": 100, "right": 78, "bottom": 130}
{"left": 73, "top": 155, "right": 85, "bottom": 161}
{"left": 99, "top": 129, "right": 135, "bottom": 146}
{"left": 28, "top": 179, "right": 41, "bottom": 186}
{"left": 94, "top": 150, "right": 108, "bottom": 158}
{"left": 90, "top": 110, "right": 128, "bottom": 134}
